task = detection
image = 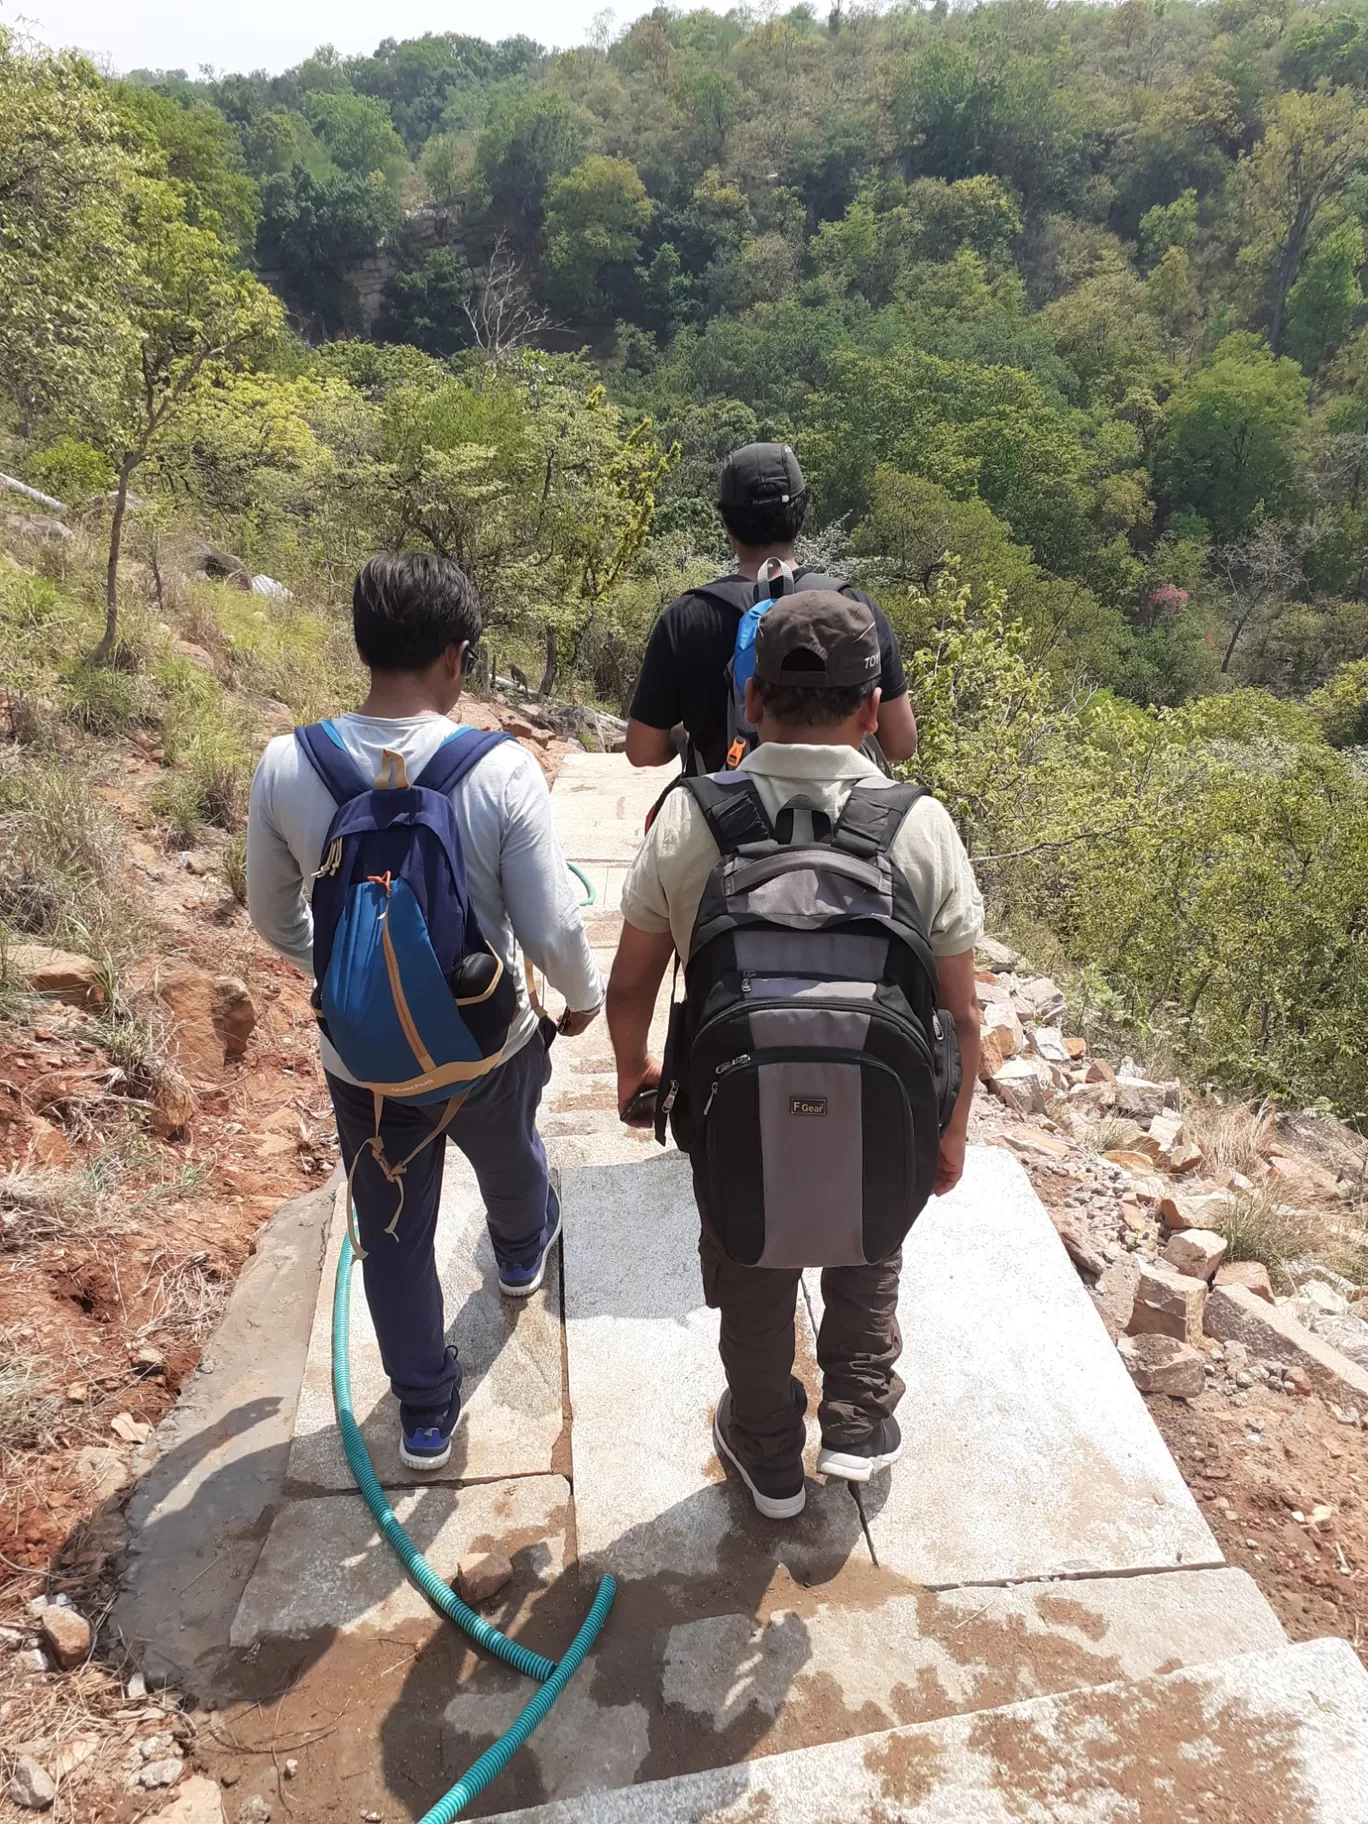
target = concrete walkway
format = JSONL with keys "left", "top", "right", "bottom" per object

{"left": 117, "top": 749, "right": 1368, "bottom": 1819}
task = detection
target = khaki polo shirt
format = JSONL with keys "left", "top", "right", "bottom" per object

{"left": 620, "top": 743, "right": 984, "bottom": 962}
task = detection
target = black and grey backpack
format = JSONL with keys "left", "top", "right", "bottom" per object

{"left": 656, "top": 771, "right": 961, "bottom": 1268}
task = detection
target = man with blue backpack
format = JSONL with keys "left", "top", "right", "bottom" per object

{"left": 624, "top": 442, "right": 918, "bottom": 777}
{"left": 247, "top": 553, "right": 603, "bottom": 1471}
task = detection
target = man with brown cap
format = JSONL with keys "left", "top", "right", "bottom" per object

{"left": 607, "top": 591, "right": 982, "bottom": 1521}
{"left": 624, "top": 441, "right": 918, "bottom": 774}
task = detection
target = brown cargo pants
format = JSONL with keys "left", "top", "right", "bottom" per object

{"left": 698, "top": 1222, "right": 905, "bottom": 1479}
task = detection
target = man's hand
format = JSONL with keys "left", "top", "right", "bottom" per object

{"left": 934, "top": 1130, "right": 966, "bottom": 1196}
{"left": 618, "top": 1059, "right": 662, "bottom": 1126}
{"left": 930, "top": 948, "right": 980, "bottom": 1200}
{"left": 558, "top": 1005, "right": 601, "bottom": 1038}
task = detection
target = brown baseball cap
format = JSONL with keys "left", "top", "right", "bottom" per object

{"left": 754, "top": 590, "right": 881, "bottom": 689}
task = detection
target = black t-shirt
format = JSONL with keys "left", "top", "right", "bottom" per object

{"left": 628, "top": 576, "right": 909, "bottom": 774}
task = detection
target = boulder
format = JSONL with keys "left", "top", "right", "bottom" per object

{"left": 455, "top": 1550, "right": 514, "bottom": 1605}
{"left": 1204, "top": 1283, "right": 1368, "bottom": 1406}
{"left": 987, "top": 1056, "right": 1048, "bottom": 1116}
{"left": 1162, "top": 1228, "right": 1227, "bottom": 1282}
{"left": 1215, "top": 1259, "right": 1275, "bottom": 1304}
{"left": 1167, "top": 1139, "right": 1206, "bottom": 1174}
{"left": 7, "top": 942, "right": 105, "bottom": 1008}
{"left": 1030, "top": 1025, "right": 1072, "bottom": 1065}
{"left": 210, "top": 978, "right": 257, "bottom": 1059}
{"left": 1064, "top": 1035, "right": 1088, "bottom": 1060}
{"left": 138, "top": 961, "right": 226, "bottom": 1082}
{"left": 999, "top": 1125, "right": 1074, "bottom": 1162}
{"left": 978, "top": 999, "right": 1026, "bottom": 1077}
{"left": 40, "top": 1603, "right": 91, "bottom": 1668}
{"left": 151, "top": 1778, "right": 225, "bottom": 1824}
{"left": 1313, "top": 1312, "right": 1368, "bottom": 1372}
{"left": 8, "top": 1758, "right": 55, "bottom": 1810}
{"left": 148, "top": 1065, "right": 198, "bottom": 1139}
{"left": 1117, "top": 1333, "right": 1206, "bottom": 1398}
{"left": 1084, "top": 1058, "right": 1116, "bottom": 1084}
{"left": 1159, "top": 1190, "right": 1233, "bottom": 1232}
{"left": 1128, "top": 1262, "right": 1207, "bottom": 1346}
{"left": 1114, "top": 1076, "right": 1182, "bottom": 1121}
{"left": 1013, "top": 974, "right": 1066, "bottom": 1023}
{"left": 975, "top": 936, "right": 1021, "bottom": 971}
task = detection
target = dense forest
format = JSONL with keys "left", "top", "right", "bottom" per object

{"left": 6, "top": 1, "right": 1368, "bottom": 1114}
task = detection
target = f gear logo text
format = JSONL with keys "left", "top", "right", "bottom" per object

{"left": 790, "top": 1096, "right": 828, "bottom": 1117}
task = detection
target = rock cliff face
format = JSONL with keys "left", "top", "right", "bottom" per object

{"left": 345, "top": 202, "right": 463, "bottom": 331}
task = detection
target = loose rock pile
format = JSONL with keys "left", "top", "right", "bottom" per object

{"left": 972, "top": 940, "right": 1368, "bottom": 1427}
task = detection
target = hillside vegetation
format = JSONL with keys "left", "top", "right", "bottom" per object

{"left": 5, "top": 1, "right": 1368, "bottom": 1116}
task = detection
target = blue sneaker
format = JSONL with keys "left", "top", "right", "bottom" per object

{"left": 497, "top": 1193, "right": 562, "bottom": 1299}
{"left": 399, "top": 1377, "right": 462, "bottom": 1472}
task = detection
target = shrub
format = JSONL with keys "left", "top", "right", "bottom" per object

{"left": 59, "top": 662, "right": 148, "bottom": 734}
{"left": 904, "top": 567, "right": 1368, "bottom": 1118}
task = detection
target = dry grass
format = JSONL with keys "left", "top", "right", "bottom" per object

{"left": 136, "top": 1246, "right": 227, "bottom": 1342}
{"left": 1209, "top": 1184, "right": 1327, "bottom": 1288}
{"left": 0, "top": 1328, "right": 65, "bottom": 1452}
{"left": 0, "top": 1166, "right": 137, "bottom": 1256}
{"left": 1185, "top": 1098, "right": 1279, "bottom": 1177}
{"left": 0, "top": 753, "right": 136, "bottom": 964}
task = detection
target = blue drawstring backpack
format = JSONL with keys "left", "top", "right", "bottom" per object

{"left": 295, "top": 720, "right": 517, "bottom": 1253}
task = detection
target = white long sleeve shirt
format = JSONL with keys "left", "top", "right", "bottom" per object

{"left": 246, "top": 712, "right": 603, "bottom": 1086}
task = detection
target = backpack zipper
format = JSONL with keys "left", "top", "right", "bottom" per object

{"left": 702, "top": 1052, "right": 752, "bottom": 1118}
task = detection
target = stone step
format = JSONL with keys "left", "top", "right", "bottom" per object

{"left": 439, "top": 1567, "right": 1284, "bottom": 1811}
{"left": 230, "top": 1474, "right": 569, "bottom": 1643}
{"left": 478, "top": 1636, "right": 1368, "bottom": 1824}
{"left": 549, "top": 752, "right": 677, "bottom": 865}
{"left": 288, "top": 1159, "right": 563, "bottom": 1493}
{"left": 809, "top": 1145, "right": 1220, "bottom": 1585}
{"left": 561, "top": 1145, "right": 1217, "bottom": 1587}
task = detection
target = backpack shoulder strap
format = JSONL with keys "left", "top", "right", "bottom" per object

{"left": 415, "top": 728, "right": 514, "bottom": 796}
{"left": 833, "top": 782, "right": 928, "bottom": 859}
{"left": 294, "top": 721, "right": 370, "bottom": 806}
{"left": 683, "top": 774, "right": 776, "bottom": 855}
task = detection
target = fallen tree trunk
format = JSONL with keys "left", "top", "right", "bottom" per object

{"left": 0, "top": 471, "right": 66, "bottom": 514}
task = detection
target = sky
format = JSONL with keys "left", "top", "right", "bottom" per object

{"left": 17, "top": 0, "right": 724, "bottom": 76}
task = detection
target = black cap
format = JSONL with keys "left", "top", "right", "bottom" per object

{"left": 754, "top": 591, "right": 881, "bottom": 689}
{"left": 718, "top": 442, "right": 806, "bottom": 510}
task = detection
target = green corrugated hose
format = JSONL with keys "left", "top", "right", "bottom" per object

{"left": 332, "top": 1227, "right": 615, "bottom": 1819}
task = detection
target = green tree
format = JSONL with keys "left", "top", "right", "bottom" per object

{"left": 1284, "top": 221, "right": 1366, "bottom": 372}
{"left": 1239, "top": 85, "right": 1368, "bottom": 354}
{"left": 94, "top": 179, "right": 282, "bottom": 659}
{"left": 1155, "top": 334, "right": 1309, "bottom": 541}
{"left": 543, "top": 156, "right": 652, "bottom": 319}
{"left": 473, "top": 88, "right": 597, "bottom": 244}
{"left": 302, "top": 90, "right": 409, "bottom": 190}
{"left": 116, "top": 84, "right": 260, "bottom": 248}
{"left": 0, "top": 34, "right": 139, "bottom": 435}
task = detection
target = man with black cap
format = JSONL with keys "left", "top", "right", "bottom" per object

{"left": 607, "top": 591, "right": 982, "bottom": 1522}
{"left": 624, "top": 441, "right": 918, "bottom": 774}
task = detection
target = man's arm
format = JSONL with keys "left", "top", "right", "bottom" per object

{"left": 625, "top": 611, "right": 683, "bottom": 768}
{"left": 875, "top": 692, "right": 918, "bottom": 763}
{"left": 499, "top": 759, "right": 604, "bottom": 1030}
{"left": 625, "top": 719, "right": 676, "bottom": 767}
{"left": 932, "top": 949, "right": 981, "bottom": 1195}
{"left": 607, "top": 921, "right": 675, "bottom": 1122}
{"left": 245, "top": 754, "right": 315, "bottom": 975}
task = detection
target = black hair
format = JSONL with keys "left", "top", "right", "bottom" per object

{"left": 352, "top": 552, "right": 482, "bottom": 674}
{"left": 718, "top": 489, "right": 810, "bottom": 551}
{"left": 752, "top": 671, "right": 875, "bottom": 728}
